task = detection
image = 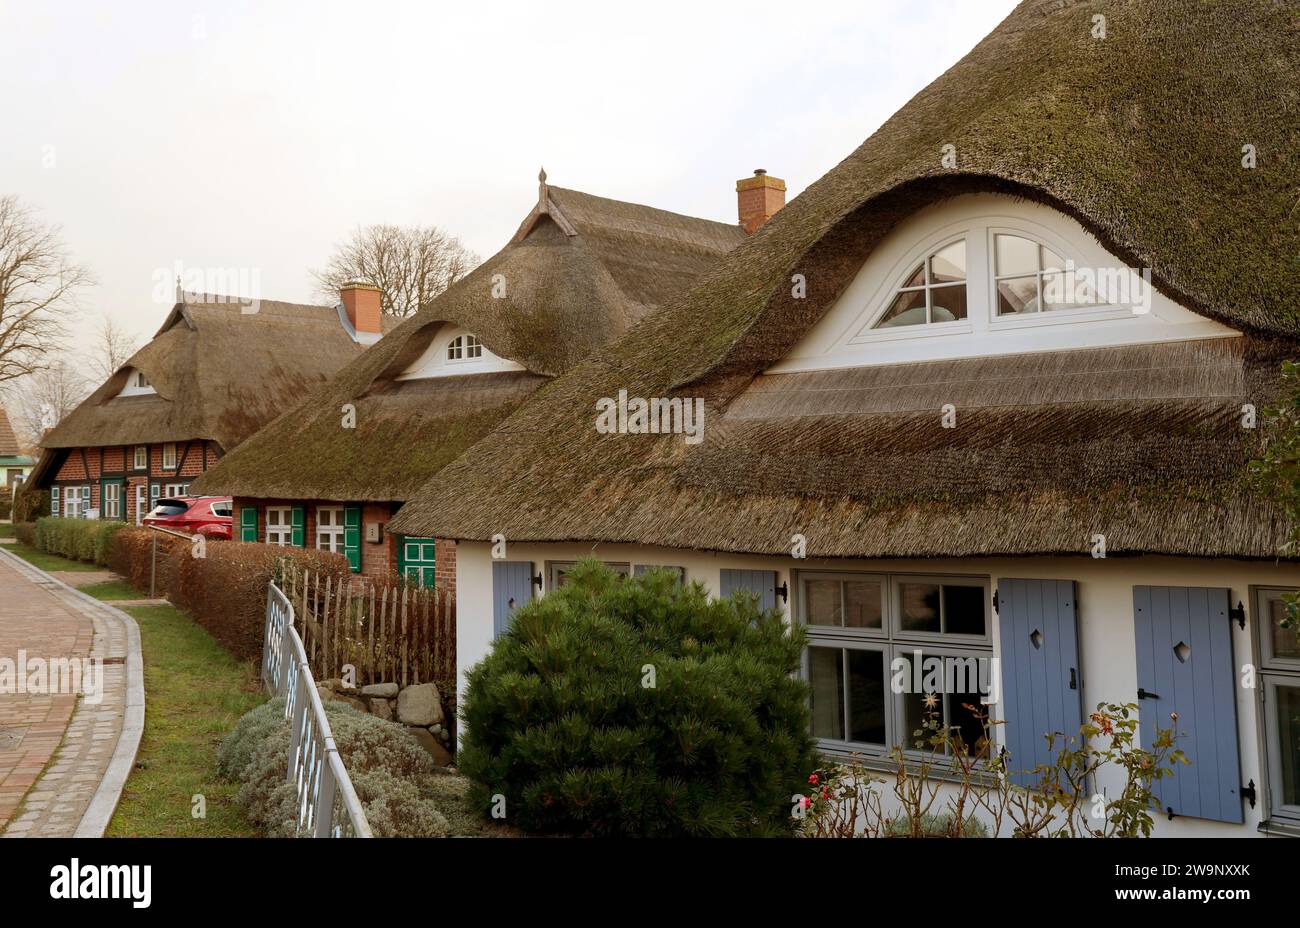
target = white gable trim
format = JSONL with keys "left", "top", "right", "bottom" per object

{"left": 396, "top": 324, "right": 524, "bottom": 380}
{"left": 768, "top": 194, "right": 1238, "bottom": 374}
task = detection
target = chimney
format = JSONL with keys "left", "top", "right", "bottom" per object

{"left": 736, "top": 169, "right": 786, "bottom": 234}
{"left": 340, "top": 281, "right": 382, "bottom": 336}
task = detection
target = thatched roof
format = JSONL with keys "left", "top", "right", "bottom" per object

{"left": 0, "top": 407, "right": 33, "bottom": 461}
{"left": 187, "top": 181, "right": 747, "bottom": 501}
{"left": 388, "top": 0, "right": 1300, "bottom": 560}
{"left": 35, "top": 297, "right": 388, "bottom": 478}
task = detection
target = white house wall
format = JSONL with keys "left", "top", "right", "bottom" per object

{"left": 456, "top": 540, "right": 1297, "bottom": 837}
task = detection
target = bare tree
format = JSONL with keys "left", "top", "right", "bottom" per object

{"left": 2, "top": 357, "right": 90, "bottom": 448}
{"left": 89, "top": 316, "right": 142, "bottom": 381}
{"left": 311, "top": 224, "right": 479, "bottom": 317}
{"left": 0, "top": 194, "right": 93, "bottom": 382}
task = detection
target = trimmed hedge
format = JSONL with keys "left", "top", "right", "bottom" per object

{"left": 14, "top": 522, "right": 36, "bottom": 547}
{"left": 109, "top": 528, "right": 350, "bottom": 660}
{"left": 32, "top": 517, "right": 130, "bottom": 567}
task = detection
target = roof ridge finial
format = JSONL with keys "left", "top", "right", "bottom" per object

{"left": 175, "top": 274, "right": 183, "bottom": 304}
{"left": 538, "top": 166, "right": 549, "bottom": 213}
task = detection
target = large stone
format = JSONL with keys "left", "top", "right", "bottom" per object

{"left": 369, "top": 698, "right": 393, "bottom": 721}
{"left": 397, "top": 683, "right": 444, "bottom": 727}
{"left": 317, "top": 684, "right": 367, "bottom": 713}
{"left": 406, "top": 727, "right": 454, "bottom": 767}
{"left": 361, "top": 682, "right": 399, "bottom": 698}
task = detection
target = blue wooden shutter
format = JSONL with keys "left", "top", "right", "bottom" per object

{"left": 720, "top": 569, "right": 778, "bottom": 611}
{"left": 1133, "top": 585, "right": 1242, "bottom": 823}
{"left": 239, "top": 505, "right": 258, "bottom": 542}
{"left": 343, "top": 506, "right": 361, "bottom": 572}
{"left": 50, "top": 488, "right": 59, "bottom": 515}
{"left": 290, "top": 506, "right": 305, "bottom": 547}
{"left": 996, "top": 579, "right": 1083, "bottom": 786}
{"left": 492, "top": 561, "right": 534, "bottom": 639}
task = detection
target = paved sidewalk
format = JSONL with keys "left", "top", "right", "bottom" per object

{"left": 0, "top": 550, "right": 143, "bottom": 837}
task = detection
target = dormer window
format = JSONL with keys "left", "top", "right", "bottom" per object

{"left": 875, "top": 241, "right": 967, "bottom": 328}
{"left": 117, "top": 367, "right": 157, "bottom": 397}
{"left": 447, "top": 334, "right": 483, "bottom": 361}
{"left": 767, "top": 194, "right": 1235, "bottom": 374}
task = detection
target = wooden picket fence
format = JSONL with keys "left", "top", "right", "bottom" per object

{"left": 279, "top": 564, "right": 455, "bottom": 692}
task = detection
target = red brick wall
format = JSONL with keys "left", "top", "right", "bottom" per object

{"left": 434, "top": 538, "right": 457, "bottom": 594}
{"left": 49, "top": 441, "right": 219, "bottom": 516}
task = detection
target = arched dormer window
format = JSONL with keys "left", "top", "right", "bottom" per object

{"left": 875, "top": 241, "right": 967, "bottom": 327}
{"left": 446, "top": 333, "right": 483, "bottom": 362}
{"left": 397, "top": 325, "right": 523, "bottom": 381}
{"left": 768, "top": 193, "right": 1237, "bottom": 373}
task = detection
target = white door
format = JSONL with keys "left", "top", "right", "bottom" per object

{"left": 135, "top": 484, "right": 146, "bottom": 524}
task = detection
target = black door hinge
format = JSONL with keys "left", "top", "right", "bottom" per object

{"left": 1137, "top": 687, "right": 1160, "bottom": 700}
{"left": 1241, "top": 780, "right": 1257, "bottom": 809}
{"left": 774, "top": 580, "right": 789, "bottom": 604}
{"left": 1229, "top": 601, "right": 1246, "bottom": 630}
{"left": 532, "top": 572, "right": 543, "bottom": 588}
{"left": 992, "top": 589, "right": 999, "bottom": 614}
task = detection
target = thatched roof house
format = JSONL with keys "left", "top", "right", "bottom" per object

{"left": 389, "top": 0, "right": 1299, "bottom": 561}
{"left": 30, "top": 292, "right": 393, "bottom": 520}
{"left": 188, "top": 176, "right": 747, "bottom": 578}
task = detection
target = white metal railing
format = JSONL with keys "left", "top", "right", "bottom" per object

{"left": 262, "top": 581, "right": 372, "bottom": 838}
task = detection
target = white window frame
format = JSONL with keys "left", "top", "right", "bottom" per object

{"left": 767, "top": 194, "right": 1238, "bottom": 373}
{"left": 103, "top": 482, "right": 121, "bottom": 519}
{"left": 117, "top": 369, "right": 157, "bottom": 397}
{"left": 397, "top": 325, "right": 524, "bottom": 380}
{"left": 265, "top": 506, "right": 293, "bottom": 547}
{"left": 798, "top": 570, "right": 993, "bottom": 759}
{"left": 162, "top": 482, "right": 188, "bottom": 497}
{"left": 133, "top": 446, "right": 147, "bottom": 470}
{"left": 1254, "top": 587, "right": 1300, "bottom": 825}
{"left": 316, "top": 506, "right": 345, "bottom": 554}
{"left": 162, "top": 443, "right": 177, "bottom": 470}
{"left": 50, "top": 488, "right": 59, "bottom": 515}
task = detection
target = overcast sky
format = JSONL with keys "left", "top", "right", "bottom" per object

{"left": 1, "top": 0, "right": 1019, "bottom": 348}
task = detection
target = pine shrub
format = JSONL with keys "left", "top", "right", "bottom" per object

{"left": 458, "top": 559, "right": 816, "bottom": 837}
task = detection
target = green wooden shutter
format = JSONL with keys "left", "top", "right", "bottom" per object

{"left": 240, "top": 505, "right": 258, "bottom": 542}
{"left": 398, "top": 537, "right": 437, "bottom": 587}
{"left": 343, "top": 505, "right": 361, "bottom": 572}
{"left": 290, "top": 506, "right": 305, "bottom": 547}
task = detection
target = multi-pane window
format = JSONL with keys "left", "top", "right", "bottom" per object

{"left": 162, "top": 443, "right": 177, "bottom": 469}
{"left": 446, "top": 333, "right": 483, "bottom": 361}
{"left": 265, "top": 507, "right": 293, "bottom": 546}
{"left": 800, "top": 572, "right": 991, "bottom": 758}
{"left": 50, "top": 489, "right": 59, "bottom": 515}
{"left": 1257, "top": 588, "right": 1300, "bottom": 824}
{"left": 133, "top": 446, "right": 147, "bottom": 470}
{"left": 162, "top": 483, "right": 189, "bottom": 497}
{"left": 874, "top": 241, "right": 967, "bottom": 328}
{"left": 103, "top": 483, "right": 121, "bottom": 519}
{"left": 63, "top": 485, "right": 90, "bottom": 519}
{"left": 316, "top": 507, "right": 345, "bottom": 553}
{"left": 548, "top": 561, "right": 630, "bottom": 590}
{"left": 994, "top": 233, "right": 1097, "bottom": 315}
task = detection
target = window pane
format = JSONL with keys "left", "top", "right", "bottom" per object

{"left": 902, "top": 688, "right": 938, "bottom": 750}
{"left": 809, "top": 647, "right": 845, "bottom": 740}
{"left": 945, "top": 682, "right": 987, "bottom": 757}
{"left": 943, "top": 585, "right": 986, "bottom": 635}
{"left": 929, "top": 284, "right": 967, "bottom": 322}
{"left": 900, "top": 583, "right": 941, "bottom": 633}
{"left": 844, "top": 580, "right": 883, "bottom": 629}
{"left": 929, "top": 242, "right": 965, "bottom": 283}
{"left": 805, "top": 579, "right": 843, "bottom": 626}
{"left": 1040, "top": 244, "right": 1064, "bottom": 271}
{"left": 847, "top": 649, "right": 886, "bottom": 744}
{"left": 1276, "top": 685, "right": 1300, "bottom": 807}
{"left": 997, "top": 276, "right": 1039, "bottom": 315}
{"left": 876, "top": 288, "right": 927, "bottom": 327}
{"left": 1267, "top": 595, "right": 1300, "bottom": 660}
{"left": 901, "top": 263, "right": 925, "bottom": 289}
{"left": 1042, "top": 271, "right": 1099, "bottom": 311}
{"left": 995, "top": 234, "right": 1038, "bottom": 276}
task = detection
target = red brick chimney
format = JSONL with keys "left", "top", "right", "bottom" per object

{"left": 340, "top": 281, "right": 382, "bottom": 335}
{"left": 736, "top": 169, "right": 786, "bottom": 234}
